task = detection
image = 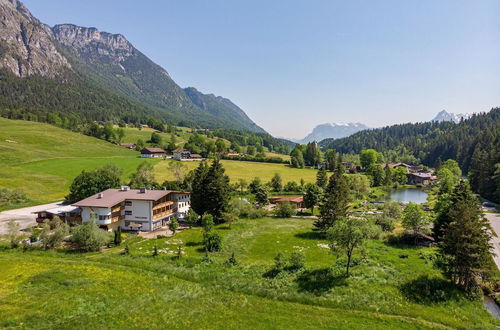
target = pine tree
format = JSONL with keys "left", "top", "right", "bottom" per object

{"left": 438, "top": 180, "right": 492, "bottom": 292}
{"left": 314, "top": 162, "right": 350, "bottom": 231}
{"left": 190, "top": 161, "right": 210, "bottom": 217}
{"left": 205, "top": 159, "right": 231, "bottom": 222}
{"left": 316, "top": 167, "right": 328, "bottom": 190}
{"left": 114, "top": 226, "right": 122, "bottom": 246}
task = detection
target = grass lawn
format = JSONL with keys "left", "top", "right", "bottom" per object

{"left": 155, "top": 159, "right": 318, "bottom": 184}
{"left": 0, "top": 217, "right": 497, "bottom": 329}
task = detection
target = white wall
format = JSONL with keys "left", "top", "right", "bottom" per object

{"left": 81, "top": 206, "right": 111, "bottom": 224}
{"left": 122, "top": 200, "right": 152, "bottom": 231}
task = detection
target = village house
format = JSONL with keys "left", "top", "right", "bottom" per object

{"left": 342, "top": 162, "right": 360, "bottom": 173}
{"left": 140, "top": 147, "right": 166, "bottom": 158}
{"left": 268, "top": 196, "right": 305, "bottom": 209}
{"left": 120, "top": 143, "right": 136, "bottom": 149}
{"left": 72, "top": 186, "right": 191, "bottom": 232}
{"left": 172, "top": 148, "right": 203, "bottom": 161}
{"left": 407, "top": 172, "right": 437, "bottom": 185}
{"left": 34, "top": 205, "right": 82, "bottom": 225}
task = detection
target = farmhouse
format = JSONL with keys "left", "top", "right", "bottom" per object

{"left": 407, "top": 172, "right": 437, "bottom": 185}
{"left": 172, "top": 148, "right": 203, "bottom": 161}
{"left": 268, "top": 196, "right": 305, "bottom": 209}
{"left": 34, "top": 205, "right": 81, "bottom": 225}
{"left": 120, "top": 143, "right": 136, "bottom": 149}
{"left": 72, "top": 186, "right": 191, "bottom": 232}
{"left": 140, "top": 147, "right": 166, "bottom": 158}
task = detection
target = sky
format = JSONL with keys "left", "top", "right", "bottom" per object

{"left": 23, "top": 0, "right": 500, "bottom": 139}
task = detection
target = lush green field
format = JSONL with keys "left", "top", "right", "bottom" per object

{"left": 155, "top": 159, "right": 317, "bottom": 184}
{"left": 0, "top": 217, "right": 497, "bottom": 329}
{"left": 0, "top": 119, "right": 311, "bottom": 208}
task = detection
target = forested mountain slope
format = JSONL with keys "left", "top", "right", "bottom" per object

{"left": 320, "top": 108, "right": 500, "bottom": 202}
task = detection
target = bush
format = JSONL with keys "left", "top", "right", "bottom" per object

{"left": 6, "top": 220, "right": 20, "bottom": 248}
{"left": 113, "top": 227, "right": 122, "bottom": 246}
{"left": 275, "top": 202, "right": 297, "bottom": 218}
{"left": 0, "top": 188, "right": 28, "bottom": 206}
{"left": 71, "top": 221, "right": 111, "bottom": 252}
{"left": 274, "top": 252, "right": 287, "bottom": 270}
{"left": 40, "top": 217, "right": 69, "bottom": 250}
{"left": 375, "top": 216, "right": 396, "bottom": 232}
{"left": 203, "top": 231, "right": 222, "bottom": 252}
{"left": 230, "top": 199, "right": 267, "bottom": 219}
{"left": 289, "top": 251, "right": 305, "bottom": 270}
{"left": 169, "top": 218, "right": 179, "bottom": 234}
{"left": 225, "top": 252, "right": 239, "bottom": 266}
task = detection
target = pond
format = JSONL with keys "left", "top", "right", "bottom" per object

{"left": 387, "top": 188, "right": 428, "bottom": 204}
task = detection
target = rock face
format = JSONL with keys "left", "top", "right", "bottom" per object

{"left": 299, "top": 122, "right": 369, "bottom": 143}
{"left": 0, "top": 0, "right": 70, "bottom": 77}
{"left": 431, "top": 110, "right": 472, "bottom": 123}
{"left": 0, "top": 0, "right": 266, "bottom": 133}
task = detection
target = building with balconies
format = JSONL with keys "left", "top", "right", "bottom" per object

{"left": 72, "top": 186, "right": 190, "bottom": 232}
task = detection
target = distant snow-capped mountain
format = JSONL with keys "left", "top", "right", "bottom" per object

{"left": 297, "top": 122, "right": 369, "bottom": 144}
{"left": 432, "top": 110, "right": 473, "bottom": 123}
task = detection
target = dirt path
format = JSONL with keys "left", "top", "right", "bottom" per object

{"left": 0, "top": 202, "right": 62, "bottom": 235}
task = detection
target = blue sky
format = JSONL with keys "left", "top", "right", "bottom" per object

{"left": 23, "top": 0, "right": 500, "bottom": 138}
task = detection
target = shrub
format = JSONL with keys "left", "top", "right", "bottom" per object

{"left": 169, "top": 218, "right": 179, "bottom": 234}
{"left": 274, "top": 252, "right": 287, "bottom": 270}
{"left": 113, "top": 227, "right": 122, "bottom": 246}
{"left": 275, "top": 202, "right": 297, "bottom": 218}
{"left": 71, "top": 221, "right": 111, "bottom": 252}
{"left": 203, "top": 231, "right": 222, "bottom": 252}
{"left": 152, "top": 245, "right": 158, "bottom": 257}
{"left": 0, "top": 188, "right": 28, "bottom": 206}
{"left": 289, "top": 251, "right": 305, "bottom": 270}
{"left": 40, "top": 217, "right": 69, "bottom": 250}
{"left": 225, "top": 252, "right": 239, "bottom": 266}
{"left": 230, "top": 199, "right": 267, "bottom": 219}
{"left": 375, "top": 216, "right": 396, "bottom": 232}
{"left": 6, "top": 220, "right": 20, "bottom": 248}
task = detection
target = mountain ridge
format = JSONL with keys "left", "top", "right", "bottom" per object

{"left": 0, "top": 0, "right": 265, "bottom": 133}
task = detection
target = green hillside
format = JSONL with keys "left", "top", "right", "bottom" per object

{"left": 0, "top": 118, "right": 313, "bottom": 208}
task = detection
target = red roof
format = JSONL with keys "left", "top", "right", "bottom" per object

{"left": 190, "top": 154, "right": 202, "bottom": 158}
{"left": 172, "top": 148, "right": 189, "bottom": 153}
{"left": 269, "top": 196, "right": 304, "bottom": 203}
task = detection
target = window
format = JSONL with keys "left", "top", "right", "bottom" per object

{"left": 125, "top": 210, "right": 132, "bottom": 215}
{"left": 125, "top": 201, "right": 132, "bottom": 206}
{"left": 99, "top": 215, "right": 110, "bottom": 220}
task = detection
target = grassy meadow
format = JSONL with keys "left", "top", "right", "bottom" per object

{"left": 0, "top": 118, "right": 310, "bottom": 209}
{"left": 1, "top": 217, "right": 497, "bottom": 329}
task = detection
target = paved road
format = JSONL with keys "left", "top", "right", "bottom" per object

{"left": 0, "top": 202, "right": 62, "bottom": 235}
{"left": 485, "top": 211, "right": 500, "bottom": 270}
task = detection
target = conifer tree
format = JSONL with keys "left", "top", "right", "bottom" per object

{"left": 314, "top": 162, "right": 350, "bottom": 231}
{"left": 316, "top": 167, "right": 328, "bottom": 190}
{"left": 438, "top": 180, "right": 492, "bottom": 291}
{"left": 205, "top": 159, "right": 231, "bottom": 222}
{"left": 190, "top": 161, "right": 210, "bottom": 217}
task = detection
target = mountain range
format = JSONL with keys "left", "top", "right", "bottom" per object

{"left": 0, "top": 0, "right": 265, "bottom": 133}
{"left": 294, "top": 122, "right": 369, "bottom": 144}
{"left": 431, "top": 110, "right": 473, "bottom": 123}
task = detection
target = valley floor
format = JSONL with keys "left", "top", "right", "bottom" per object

{"left": 1, "top": 218, "right": 498, "bottom": 329}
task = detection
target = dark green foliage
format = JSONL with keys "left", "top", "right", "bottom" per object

{"left": 191, "top": 161, "right": 210, "bottom": 216}
{"left": 437, "top": 181, "right": 493, "bottom": 292}
{"left": 129, "top": 162, "right": 158, "bottom": 189}
{"left": 291, "top": 145, "right": 305, "bottom": 168}
{"left": 315, "top": 163, "right": 350, "bottom": 231}
{"left": 303, "top": 183, "right": 322, "bottom": 214}
{"left": 304, "top": 142, "right": 321, "bottom": 167}
{"left": 254, "top": 187, "right": 269, "bottom": 206}
{"left": 152, "top": 245, "right": 158, "bottom": 257}
{"left": 316, "top": 168, "right": 328, "bottom": 189}
{"left": 65, "top": 164, "right": 123, "bottom": 203}
{"left": 274, "top": 252, "right": 287, "bottom": 270}
{"left": 203, "top": 231, "right": 222, "bottom": 252}
{"left": 71, "top": 221, "right": 111, "bottom": 252}
{"left": 366, "top": 164, "right": 385, "bottom": 187}
{"left": 225, "top": 252, "right": 239, "bottom": 266}
{"left": 321, "top": 109, "right": 500, "bottom": 202}
{"left": 289, "top": 251, "right": 305, "bottom": 270}
{"left": 269, "top": 173, "right": 282, "bottom": 192}
{"left": 283, "top": 181, "right": 301, "bottom": 193}
{"left": 169, "top": 218, "right": 179, "bottom": 234}
{"left": 248, "top": 177, "right": 262, "bottom": 194}
{"left": 114, "top": 227, "right": 122, "bottom": 246}
{"left": 324, "top": 149, "right": 337, "bottom": 171}
{"left": 275, "top": 202, "right": 297, "bottom": 218}
{"left": 204, "top": 159, "right": 231, "bottom": 221}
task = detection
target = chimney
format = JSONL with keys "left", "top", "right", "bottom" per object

{"left": 97, "top": 193, "right": 104, "bottom": 199}
{"left": 140, "top": 188, "right": 146, "bottom": 194}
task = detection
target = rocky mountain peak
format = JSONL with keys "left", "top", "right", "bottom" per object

{"left": 0, "top": 0, "right": 71, "bottom": 77}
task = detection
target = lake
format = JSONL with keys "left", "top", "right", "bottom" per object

{"left": 387, "top": 188, "right": 428, "bottom": 204}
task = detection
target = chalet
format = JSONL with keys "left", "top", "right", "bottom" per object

{"left": 172, "top": 148, "right": 203, "bottom": 161}
{"left": 34, "top": 205, "right": 81, "bottom": 225}
{"left": 342, "top": 162, "right": 360, "bottom": 173}
{"left": 140, "top": 147, "right": 166, "bottom": 158}
{"left": 120, "top": 143, "right": 136, "bottom": 149}
{"left": 407, "top": 172, "right": 437, "bottom": 185}
{"left": 72, "top": 186, "right": 191, "bottom": 232}
{"left": 268, "top": 196, "right": 305, "bottom": 209}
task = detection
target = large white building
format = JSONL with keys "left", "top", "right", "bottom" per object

{"left": 72, "top": 187, "right": 190, "bottom": 232}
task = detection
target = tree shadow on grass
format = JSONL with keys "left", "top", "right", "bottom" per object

{"left": 296, "top": 268, "right": 347, "bottom": 295}
{"left": 400, "top": 275, "right": 463, "bottom": 305}
{"left": 294, "top": 231, "right": 326, "bottom": 240}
